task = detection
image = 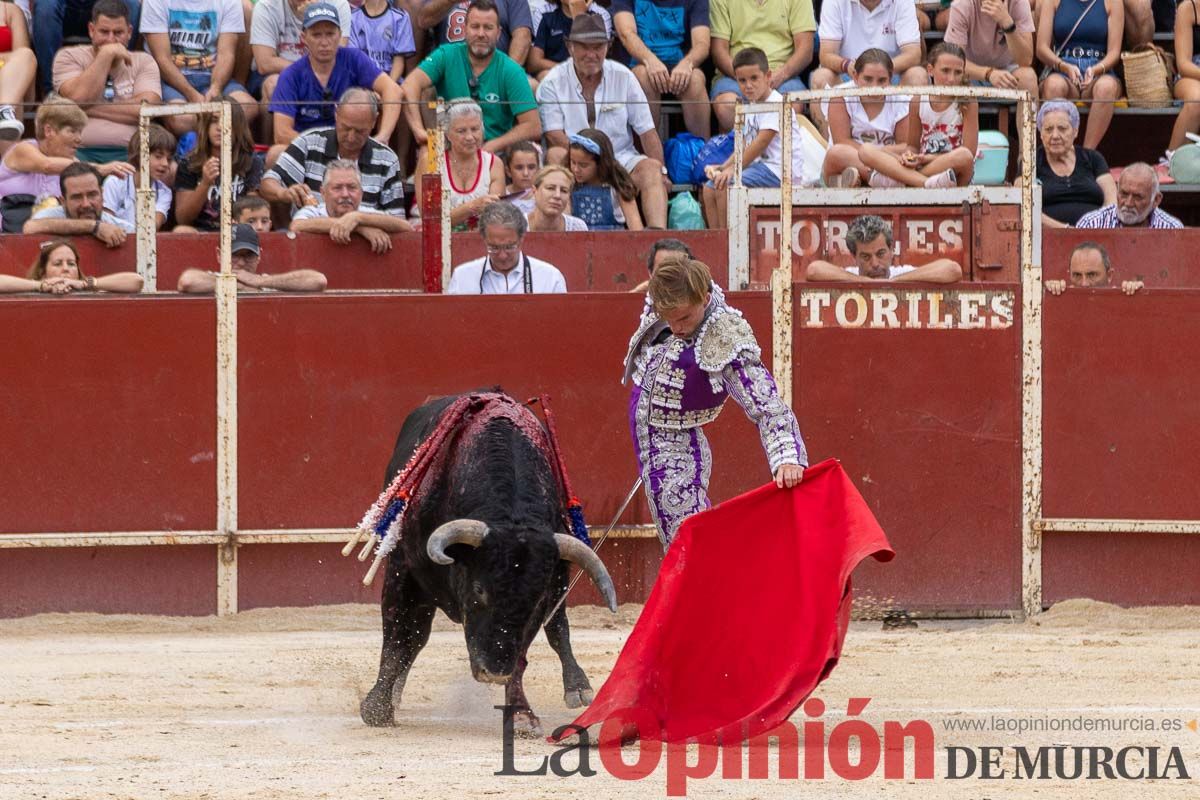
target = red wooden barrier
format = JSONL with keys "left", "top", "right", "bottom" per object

{"left": 1042, "top": 229, "right": 1200, "bottom": 286}
{"left": 0, "top": 230, "right": 730, "bottom": 292}
{"left": 3, "top": 286, "right": 1198, "bottom": 616}
{"left": 1042, "top": 289, "right": 1200, "bottom": 605}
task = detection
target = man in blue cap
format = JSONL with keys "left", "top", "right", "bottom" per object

{"left": 269, "top": 1, "right": 403, "bottom": 146}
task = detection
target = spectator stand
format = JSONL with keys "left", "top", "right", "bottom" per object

{"left": 726, "top": 84, "right": 1059, "bottom": 616}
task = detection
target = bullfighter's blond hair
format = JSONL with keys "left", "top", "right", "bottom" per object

{"left": 649, "top": 258, "right": 712, "bottom": 312}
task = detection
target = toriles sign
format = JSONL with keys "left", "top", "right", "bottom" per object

{"left": 799, "top": 288, "right": 1015, "bottom": 330}
{"left": 746, "top": 207, "right": 988, "bottom": 286}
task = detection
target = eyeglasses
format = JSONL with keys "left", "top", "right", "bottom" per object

{"left": 485, "top": 242, "right": 519, "bottom": 253}
{"left": 467, "top": 77, "right": 480, "bottom": 101}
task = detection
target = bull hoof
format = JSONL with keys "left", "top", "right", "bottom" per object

{"left": 512, "top": 709, "right": 543, "bottom": 738}
{"left": 360, "top": 691, "right": 395, "bottom": 727}
{"left": 563, "top": 688, "right": 594, "bottom": 708}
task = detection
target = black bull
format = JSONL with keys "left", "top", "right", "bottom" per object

{"left": 360, "top": 393, "right": 618, "bottom": 733}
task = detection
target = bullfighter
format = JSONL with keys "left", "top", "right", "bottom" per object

{"left": 623, "top": 256, "right": 808, "bottom": 546}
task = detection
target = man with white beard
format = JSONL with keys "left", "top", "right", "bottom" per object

{"left": 1075, "top": 163, "right": 1184, "bottom": 230}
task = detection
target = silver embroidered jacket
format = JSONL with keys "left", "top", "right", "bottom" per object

{"left": 623, "top": 286, "right": 808, "bottom": 473}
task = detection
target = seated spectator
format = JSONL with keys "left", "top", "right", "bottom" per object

{"left": 502, "top": 140, "right": 541, "bottom": 213}
{"left": 429, "top": 100, "right": 504, "bottom": 230}
{"left": 446, "top": 201, "right": 567, "bottom": 293}
{"left": 916, "top": 0, "right": 952, "bottom": 33}
{"left": 1169, "top": 0, "right": 1200, "bottom": 153}
{"left": 1031, "top": 99, "right": 1115, "bottom": 227}
{"left": 525, "top": 165, "right": 587, "bottom": 231}
{"left": 569, "top": 128, "right": 642, "bottom": 229}
{"left": 0, "top": 238, "right": 142, "bottom": 294}
{"left": 1123, "top": 0, "right": 1154, "bottom": 48}
{"left": 403, "top": 0, "right": 541, "bottom": 154}
{"left": 34, "top": 0, "right": 141, "bottom": 95}
{"left": 289, "top": 158, "right": 412, "bottom": 251}
{"left": 701, "top": 47, "right": 817, "bottom": 228}
{"left": 810, "top": 0, "right": 924, "bottom": 130}
{"left": 631, "top": 235, "right": 693, "bottom": 291}
{"left": 260, "top": 87, "right": 406, "bottom": 216}
{"left": 821, "top": 49, "right": 913, "bottom": 188}
{"left": 174, "top": 99, "right": 266, "bottom": 232}
{"left": 944, "top": 0, "right": 1038, "bottom": 95}
{"left": 24, "top": 161, "right": 133, "bottom": 247}
{"left": 349, "top": 0, "right": 416, "bottom": 82}
{"left": 858, "top": 43, "right": 978, "bottom": 188}
{"left": 0, "top": 0, "right": 34, "bottom": 139}
{"left": 612, "top": 0, "right": 710, "bottom": 138}
{"left": 250, "top": 0, "right": 352, "bottom": 114}
{"left": 269, "top": 2, "right": 402, "bottom": 145}
{"left": 1075, "top": 162, "right": 1183, "bottom": 228}
{"left": 807, "top": 214, "right": 963, "bottom": 282}
{"left": 530, "top": 0, "right": 613, "bottom": 81}
{"left": 102, "top": 123, "right": 176, "bottom": 231}
{"left": 234, "top": 194, "right": 273, "bottom": 232}
{"left": 538, "top": 15, "right": 668, "bottom": 228}
{"left": 1036, "top": 0, "right": 1123, "bottom": 150}
{"left": 178, "top": 223, "right": 328, "bottom": 292}
{"left": 709, "top": 0, "right": 816, "bottom": 132}
{"left": 52, "top": 0, "right": 162, "bottom": 163}
{"left": 417, "top": 0, "right": 534, "bottom": 68}
{"left": 141, "top": 0, "right": 258, "bottom": 135}
{"left": 0, "top": 98, "right": 134, "bottom": 232}
{"left": 1045, "top": 241, "right": 1143, "bottom": 294}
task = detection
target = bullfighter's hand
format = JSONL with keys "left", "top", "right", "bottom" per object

{"left": 774, "top": 464, "right": 804, "bottom": 489}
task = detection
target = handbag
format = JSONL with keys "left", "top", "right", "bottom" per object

{"left": 1, "top": 193, "right": 35, "bottom": 233}
{"left": 1121, "top": 44, "right": 1174, "bottom": 108}
{"left": 667, "top": 190, "right": 705, "bottom": 230}
{"left": 664, "top": 133, "right": 706, "bottom": 185}
{"left": 1169, "top": 136, "right": 1200, "bottom": 184}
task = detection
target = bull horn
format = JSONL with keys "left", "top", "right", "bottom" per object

{"left": 427, "top": 520, "right": 489, "bottom": 565}
{"left": 554, "top": 534, "right": 618, "bottom": 613}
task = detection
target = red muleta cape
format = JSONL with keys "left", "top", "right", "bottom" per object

{"left": 555, "top": 458, "right": 894, "bottom": 744}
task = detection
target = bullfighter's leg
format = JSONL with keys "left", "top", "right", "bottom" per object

{"left": 361, "top": 563, "right": 436, "bottom": 727}
{"left": 638, "top": 426, "right": 713, "bottom": 547}
{"left": 543, "top": 568, "right": 594, "bottom": 709}
{"left": 504, "top": 654, "right": 542, "bottom": 738}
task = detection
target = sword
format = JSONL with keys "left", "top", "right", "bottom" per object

{"left": 542, "top": 475, "right": 644, "bottom": 627}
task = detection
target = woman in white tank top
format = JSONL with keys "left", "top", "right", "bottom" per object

{"left": 440, "top": 102, "right": 505, "bottom": 232}
{"left": 821, "top": 49, "right": 912, "bottom": 187}
{"left": 858, "top": 43, "right": 979, "bottom": 189}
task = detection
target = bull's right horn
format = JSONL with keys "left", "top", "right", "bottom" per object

{"left": 426, "top": 519, "right": 489, "bottom": 565}
{"left": 555, "top": 534, "right": 618, "bottom": 613}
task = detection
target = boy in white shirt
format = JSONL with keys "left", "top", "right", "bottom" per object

{"left": 701, "top": 47, "right": 819, "bottom": 228}
{"left": 102, "top": 123, "right": 175, "bottom": 230}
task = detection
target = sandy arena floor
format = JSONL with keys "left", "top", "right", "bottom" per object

{"left": 2, "top": 600, "right": 1198, "bottom": 799}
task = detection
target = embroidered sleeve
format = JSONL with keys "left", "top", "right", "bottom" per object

{"left": 722, "top": 352, "right": 808, "bottom": 474}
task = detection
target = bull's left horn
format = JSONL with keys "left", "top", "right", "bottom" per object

{"left": 426, "top": 519, "right": 489, "bottom": 565}
{"left": 554, "top": 534, "right": 618, "bottom": 613}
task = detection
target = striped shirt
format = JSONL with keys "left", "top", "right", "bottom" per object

{"left": 265, "top": 127, "right": 406, "bottom": 217}
{"left": 1075, "top": 205, "right": 1183, "bottom": 229}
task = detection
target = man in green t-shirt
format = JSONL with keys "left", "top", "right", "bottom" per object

{"left": 402, "top": 0, "right": 541, "bottom": 152}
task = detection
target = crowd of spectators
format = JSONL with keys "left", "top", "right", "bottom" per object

{"left": 0, "top": 0, "right": 1193, "bottom": 287}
